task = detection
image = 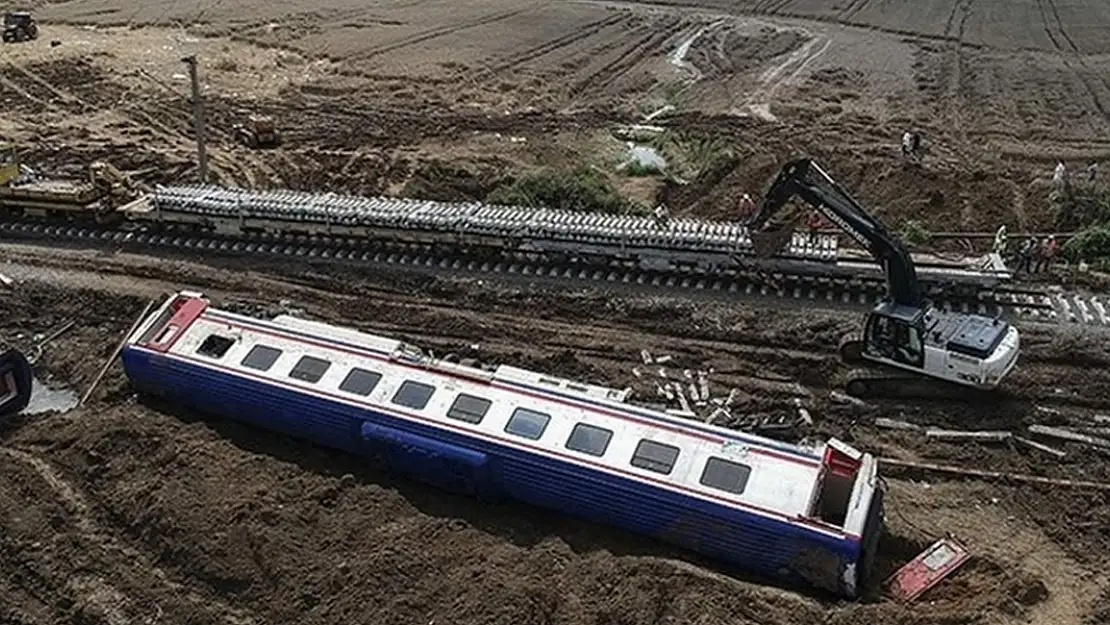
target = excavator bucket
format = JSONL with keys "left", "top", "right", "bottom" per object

{"left": 748, "top": 226, "right": 797, "bottom": 258}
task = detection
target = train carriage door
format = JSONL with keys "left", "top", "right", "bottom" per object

{"left": 808, "top": 439, "right": 862, "bottom": 527}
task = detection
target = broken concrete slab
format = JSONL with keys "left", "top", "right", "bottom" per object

{"left": 1013, "top": 436, "right": 1067, "bottom": 458}
{"left": 875, "top": 417, "right": 922, "bottom": 431}
{"left": 830, "top": 390, "right": 867, "bottom": 406}
{"left": 925, "top": 428, "right": 1012, "bottom": 443}
{"left": 1028, "top": 424, "right": 1110, "bottom": 450}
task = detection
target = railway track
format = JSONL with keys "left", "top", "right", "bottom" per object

{"left": 1, "top": 218, "right": 1105, "bottom": 329}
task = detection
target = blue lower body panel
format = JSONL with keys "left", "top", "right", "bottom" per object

{"left": 361, "top": 421, "right": 499, "bottom": 500}
{"left": 122, "top": 347, "right": 862, "bottom": 596}
{"left": 0, "top": 348, "right": 33, "bottom": 419}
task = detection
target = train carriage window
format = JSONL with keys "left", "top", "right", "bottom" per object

{"left": 700, "top": 457, "right": 752, "bottom": 495}
{"left": 240, "top": 345, "right": 282, "bottom": 371}
{"left": 447, "top": 394, "right": 491, "bottom": 424}
{"left": 631, "top": 439, "right": 680, "bottom": 475}
{"left": 392, "top": 380, "right": 436, "bottom": 410}
{"left": 339, "top": 368, "right": 382, "bottom": 396}
{"left": 289, "top": 355, "right": 331, "bottom": 383}
{"left": 566, "top": 423, "right": 613, "bottom": 456}
{"left": 504, "top": 408, "right": 550, "bottom": 440}
{"left": 196, "top": 334, "right": 235, "bottom": 359}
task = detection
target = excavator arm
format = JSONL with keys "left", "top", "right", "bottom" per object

{"left": 746, "top": 158, "right": 924, "bottom": 308}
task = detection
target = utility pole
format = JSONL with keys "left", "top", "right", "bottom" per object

{"left": 180, "top": 54, "right": 208, "bottom": 184}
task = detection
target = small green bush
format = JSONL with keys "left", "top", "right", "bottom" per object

{"left": 622, "top": 161, "right": 662, "bottom": 177}
{"left": 1063, "top": 225, "right": 1110, "bottom": 264}
{"left": 488, "top": 167, "right": 642, "bottom": 214}
{"left": 900, "top": 219, "right": 932, "bottom": 246}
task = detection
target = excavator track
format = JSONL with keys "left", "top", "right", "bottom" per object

{"left": 837, "top": 338, "right": 999, "bottom": 402}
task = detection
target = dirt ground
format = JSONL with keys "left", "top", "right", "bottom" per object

{"left": 4, "top": 0, "right": 1110, "bottom": 231}
{"left": 0, "top": 0, "right": 1110, "bottom": 622}
{"left": 0, "top": 246, "right": 1108, "bottom": 625}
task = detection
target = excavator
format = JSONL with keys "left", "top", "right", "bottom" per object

{"left": 745, "top": 158, "right": 1020, "bottom": 399}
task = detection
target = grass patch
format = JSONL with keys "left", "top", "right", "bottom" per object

{"left": 645, "top": 130, "right": 737, "bottom": 181}
{"left": 488, "top": 166, "right": 648, "bottom": 215}
{"left": 621, "top": 161, "right": 663, "bottom": 177}
{"left": 1055, "top": 184, "right": 1110, "bottom": 267}
{"left": 900, "top": 219, "right": 932, "bottom": 247}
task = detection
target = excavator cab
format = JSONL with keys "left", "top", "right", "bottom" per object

{"left": 862, "top": 305, "right": 925, "bottom": 369}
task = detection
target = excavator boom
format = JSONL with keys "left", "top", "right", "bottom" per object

{"left": 746, "top": 158, "right": 1019, "bottom": 397}
{"left": 748, "top": 158, "right": 923, "bottom": 307}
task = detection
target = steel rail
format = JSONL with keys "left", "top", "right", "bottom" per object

{"left": 1, "top": 218, "right": 1106, "bottom": 328}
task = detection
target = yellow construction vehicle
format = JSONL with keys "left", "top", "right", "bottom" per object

{"left": 0, "top": 142, "right": 141, "bottom": 223}
{"left": 232, "top": 115, "right": 280, "bottom": 149}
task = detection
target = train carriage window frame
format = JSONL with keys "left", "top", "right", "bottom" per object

{"left": 240, "top": 345, "right": 283, "bottom": 371}
{"left": 339, "top": 368, "right": 382, "bottom": 396}
{"left": 504, "top": 407, "right": 551, "bottom": 440}
{"left": 289, "top": 355, "right": 332, "bottom": 384}
{"left": 196, "top": 334, "right": 236, "bottom": 359}
{"left": 630, "top": 439, "right": 680, "bottom": 475}
{"left": 446, "top": 393, "right": 492, "bottom": 424}
{"left": 565, "top": 422, "right": 613, "bottom": 457}
{"left": 699, "top": 456, "right": 752, "bottom": 495}
{"left": 392, "top": 380, "right": 436, "bottom": 410}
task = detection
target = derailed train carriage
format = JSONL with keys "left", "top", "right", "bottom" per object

{"left": 120, "top": 291, "right": 885, "bottom": 598}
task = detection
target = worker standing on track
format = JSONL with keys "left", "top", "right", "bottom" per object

{"left": 1017, "top": 237, "right": 1035, "bottom": 273}
{"left": 1030, "top": 238, "right": 1046, "bottom": 273}
{"left": 1037, "top": 235, "right": 1058, "bottom": 272}
{"left": 1088, "top": 161, "right": 1098, "bottom": 183}
{"left": 993, "top": 225, "right": 1009, "bottom": 258}
{"left": 901, "top": 131, "right": 913, "bottom": 157}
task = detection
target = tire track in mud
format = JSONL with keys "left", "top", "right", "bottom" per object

{"left": 0, "top": 62, "right": 242, "bottom": 182}
{"left": 353, "top": 8, "right": 535, "bottom": 60}
{"left": 736, "top": 28, "right": 829, "bottom": 120}
{"left": 765, "top": 0, "right": 794, "bottom": 16}
{"left": 837, "top": 0, "right": 870, "bottom": 21}
{"left": 940, "top": 0, "right": 974, "bottom": 142}
{"left": 0, "top": 63, "right": 86, "bottom": 117}
{"left": 568, "top": 27, "right": 663, "bottom": 95}
{"left": 489, "top": 13, "right": 630, "bottom": 73}
{"left": 598, "top": 21, "right": 686, "bottom": 90}
{"left": 0, "top": 446, "right": 264, "bottom": 625}
{"left": 1041, "top": 0, "right": 1110, "bottom": 122}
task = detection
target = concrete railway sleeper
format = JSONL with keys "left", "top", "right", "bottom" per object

{"left": 0, "top": 218, "right": 1102, "bottom": 330}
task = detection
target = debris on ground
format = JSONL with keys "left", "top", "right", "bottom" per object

{"left": 875, "top": 416, "right": 1110, "bottom": 458}
{"left": 887, "top": 536, "right": 971, "bottom": 602}
{"left": 634, "top": 351, "right": 802, "bottom": 433}
{"left": 1028, "top": 424, "right": 1110, "bottom": 451}
{"left": 925, "top": 428, "right": 1011, "bottom": 443}
{"left": 830, "top": 390, "right": 867, "bottom": 407}
{"left": 875, "top": 417, "right": 923, "bottom": 431}
{"left": 1012, "top": 436, "right": 1067, "bottom": 458}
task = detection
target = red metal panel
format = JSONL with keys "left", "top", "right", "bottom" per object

{"left": 887, "top": 537, "right": 971, "bottom": 602}
{"left": 823, "top": 442, "right": 861, "bottom": 477}
{"left": 140, "top": 296, "right": 208, "bottom": 353}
